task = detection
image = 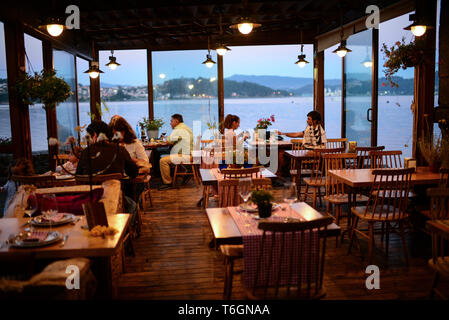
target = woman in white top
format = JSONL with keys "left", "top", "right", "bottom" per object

{"left": 223, "top": 114, "right": 249, "bottom": 148}
{"left": 109, "top": 115, "right": 149, "bottom": 162}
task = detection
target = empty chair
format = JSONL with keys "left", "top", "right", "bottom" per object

{"left": 221, "top": 166, "right": 262, "bottom": 179}
{"left": 12, "top": 174, "right": 56, "bottom": 188}
{"left": 356, "top": 146, "right": 385, "bottom": 168}
{"left": 252, "top": 178, "right": 272, "bottom": 191}
{"left": 289, "top": 139, "right": 303, "bottom": 183}
{"left": 427, "top": 218, "right": 449, "bottom": 299}
{"left": 427, "top": 187, "right": 449, "bottom": 220}
{"left": 369, "top": 150, "right": 403, "bottom": 169}
{"left": 172, "top": 154, "right": 201, "bottom": 188}
{"left": 348, "top": 168, "right": 414, "bottom": 265}
{"left": 326, "top": 138, "right": 348, "bottom": 149}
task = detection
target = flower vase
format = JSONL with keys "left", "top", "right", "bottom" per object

{"left": 257, "top": 202, "right": 272, "bottom": 219}
{"left": 147, "top": 129, "right": 159, "bottom": 140}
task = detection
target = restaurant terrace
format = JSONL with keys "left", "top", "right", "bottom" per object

{"left": 0, "top": 0, "right": 448, "bottom": 302}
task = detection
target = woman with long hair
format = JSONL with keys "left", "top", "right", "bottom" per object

{"left": 222, "top": 114, "right": 249, "bottom": 147}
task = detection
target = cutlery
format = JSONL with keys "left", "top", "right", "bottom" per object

{"left": 71, "top": 217, "right": 81, "bottom": 225}
{"left": 60, "top": 234, "right": 69, "bottom": 247}
{"left": 20, "top": 221, "right": 30, "bottom": 228}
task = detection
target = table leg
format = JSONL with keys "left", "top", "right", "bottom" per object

{"left": 341, "top": 185, "right": 354, "bottom": 244}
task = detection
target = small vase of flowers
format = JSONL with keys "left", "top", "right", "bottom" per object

{"left": 255, "top": 115, "right": 275, "bottom": 141}
{"left": 250, "top": 189, "right": 274, "bottom": 218}
{"left": 139, "top": 117, "right": 164, "bottom": 140}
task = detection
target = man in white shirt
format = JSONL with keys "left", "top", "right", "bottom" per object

{"left": 159, "top": 114, "right": 193, "bottom": 189}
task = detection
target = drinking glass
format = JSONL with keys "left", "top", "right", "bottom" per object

{"left": 24, "top": 192, "right": 38, "bottom": 231}
{"left": 283, "top": 183, "right": 298, "bottom": 218}
{"left": 239, "top": 178, "right": 252, "bottom": 209}
{"left": 41, "top": 194, "right": 58, "bottom": 231}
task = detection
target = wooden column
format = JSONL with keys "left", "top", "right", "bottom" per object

{"left": 89, "top": 47, "right": 101, "bottom": 121}
{"left": 371, "top": 28, "right": 379, "bottom": 147}
{"left": 217, "top": 55, "right": 224, "bottom": 128}
{"left": 413, "top": 0, "right": 437, "bottom": 163}
{"left": 313, "top": 48, "right": 325, "bottom": 128}
{"left": 341, "top": 56, "right": 346, "bottom": 138}
{"left": 42, "top": 40, "right": 58, "bottom": 170}
{"left": 74, "top": 56, "right": 81, "bottom": 141}
{"left": 4, "top": 21, "right": 32, "bottom": 160}
{"left": 147, "top": 49, "right": 154, "bottom": 120}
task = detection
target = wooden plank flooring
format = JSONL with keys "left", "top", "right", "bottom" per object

{"left": 118, "top": 180, "right": 441, "bottom": 300}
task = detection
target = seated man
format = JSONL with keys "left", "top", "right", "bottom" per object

{"left": 159, "top": 114, "right": 193, "bottom": 190}
{"left": 278, "top": 110, "right": 327, "bottom": 149}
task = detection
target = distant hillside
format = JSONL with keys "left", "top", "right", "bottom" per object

{"left": 225, "top": 74, "right": 339, "bottom": 90}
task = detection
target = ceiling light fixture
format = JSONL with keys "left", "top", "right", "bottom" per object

{"left": 294, "top": 31, "right": 309, "bottom": 68}
{"left": 202, "top": 36, "right": 216, "bottom": 68}
{"left": 404, "top": 13, "right": 429, "bottom": 37}
{"left": 230, "top": 17, "right": 261, "bottom": 35}
{"left": 105, "top": 50, "right": 121, "bottom": 70}
{"left": 42, "top": 17, "right": 65, "bottom": 37}
{"left": 361, "top": 47, "right": 372, "bottom": 68}
{"left": 333, "top": 9, "right": 351, "bottom": 58}
{"left": 216, "top": 14, "right": 232, "bottom": 56}
{"left": 84, "top": 61, "right": 104, "bottom": 79}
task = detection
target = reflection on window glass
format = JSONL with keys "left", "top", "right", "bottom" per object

{"left": 77, "top": 57, "right": 90, "bottom": 130}
{"left": 152, "top": 50, "right": 218, "bottom": 139}
{"left": 435, "top": 0, "right": 441, "bottom": 138}
{"left": 53, "top": 49, "right": 77, "bottom": 144}
{"left": 324, "top": 44, "right": 341, "bottom": 138}
{"left": 24, "top": 34, "right": 47, "bottom": 152}
{"left": 378, "top": 13, "right": 414, "bottom": 158}
{"left": 99, "top": 49, "right": 147, "bottom": 133}
{"left": 0, "top": 22, "right": 11, "bottom": 142}
{"left": 223, "top": 45, "right": 313, "bottom": 138}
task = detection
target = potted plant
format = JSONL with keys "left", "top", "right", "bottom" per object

{"left": 418, "top": 134, "right": 449, "bottom": 173}
{"left": 250, "top": 189, "right": 274, "bottom": 218}
{"left": 381, "top": 37, "right": 426, "bottom": 88}
{"left": 15, "top": 70, "right": 72, "bottom": 109}
{"left": 139, "top": 117, "right": 164, "bottom": 140}
{"left": 255, "top": 115, "right": 275, "bottom": 141}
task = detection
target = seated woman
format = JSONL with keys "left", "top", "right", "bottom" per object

{"left": 55, "top": 146, "right": 81, "bottom": 174}
{"left": 222, "top": 114, "right": 249, "bottom": 148}
{"left": 278, "top": 110, "right": 327, "bottom": 149}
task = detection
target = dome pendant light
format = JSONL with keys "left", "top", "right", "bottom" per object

{"left": 84, "top": 61, "right": 104, "bottom": 79}
{"left": 404, "top": 13, "right": 429, "bottom": 37}
{"left": 230, "top": 17, "right": 261, "bottom": 35}
{"left": 202, "top": 36, "right": 216, "bottom": 68}
{"left": 41, "top": 17, "right": 65, "bottom": 37}
{"left": 215, "top": 15, "right": 231, "bottom": 56}
{"left": 106, "top": 50, "right": 121, "bottom": 70}
{"left": 294, "top": 31, "right": 309, "bottom": 68}
{"left": 333, "top": 10, "right": 351, "bottom": 58}
{"left": 361, "top": 47, "right": 372, "bottom": 68}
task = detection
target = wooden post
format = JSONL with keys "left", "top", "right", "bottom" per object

{"left": 313, "top": 48, "right": 325, "bottom": 128}
{"left": 147, "top": 49, "right": 154, "bottom": 120}
{"left": 217, "top": 55, "right": 224, "bottom": 129}
{"left": 89, "top": 46, "right": 101, "bottom": 121}
{"left": 371, "top": 28, "right": 379, "bottom": 147}
{"left": 74, "top": 56, "right": 81, "bottom": 142}
{"left": 413, "top": 0, "right": 436, "bottom": 164}
{"left": 341, "top": 56, "right": 346, "bottom": 138}
{"left": 4, "top": 21, "right": 32, "bottom": 160}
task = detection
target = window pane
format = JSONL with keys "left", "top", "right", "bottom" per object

{"left": 435, "top": 0, "right": 441, "bottom": 138}
{"left": 53, "top": 49, "right": 77, "bottom": 143}
{"left": 324, "top": 44, "right": 342, "bottom": 138}
{"left": 99, "top": 49, "right": 147, "bottom": 132}
{"left": 24, "top": 34, "right": 47, "bottom": 152}
{"left": 77, "top": 57, "right": 91, "bottom": 130}
{"left": 223, "top": 45, "right": 313, "bottom": 137}
{"left": 378, "top": 13, "right": 414, "bottom": 157}
{"left": 152, "top": 50, "right": 218, "bottom": 137}
{"left": 0, "top": 22, "right": 11, "bottom": 142}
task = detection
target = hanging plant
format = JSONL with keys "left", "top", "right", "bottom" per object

{"left": 381, "top": 37, "right": 426, "bottom": 88}
{"left": 15, "top": 69, "right": 72, "bottom": 108}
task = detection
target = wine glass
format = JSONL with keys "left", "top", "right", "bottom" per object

{"left": 24, "top": 192, "right": 38, "bottom": 232}
{"left": 239, "top": 178, "right": 252, "bottom": 210}
{"left": 283, "top": 183, "right": 298, "bottom": 218}
{"left": 41, "top": 194, "right": 58, "bottom": 231}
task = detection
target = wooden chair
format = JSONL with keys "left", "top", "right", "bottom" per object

{"left": 426, "top": 219, "right": 449, "bottom": 299}
{"left": 12, "top": 174, "right": 56, "bottom": 188}
{"left": 252, "top": 178, "right": 272, "bottom": 191}
{"left": 289, "top": 139, "right": 303, "bottom": 183}
{"left": 302, "top": 148, "right": 344, "bottom": 208}
{"left": 218, "top": 178, "right": 272, "bottom": 208}
{"left": 223, "top": 217, "right": 333, "bottom": 300}
{"left": 326, "top": 138, "right": 348, "bottom": 149}
{"left": 440, "top": 168, "right": 449, "bottom": 187}
{"left": 369, "top": 150, "right": 403, "bottom": 168}
{"left": 427, "top": 187, "right": 449, "bottom": 220}
{"left": 356, "top": 146, "right": 385, "bottom": 168}
{"left": 348, "top": 168, "right": 414, "bottom": 265}
{"left": 221, "top": 166, "right": 262, "bottom": 179}
{"left": 172, "top": 155, "right": 200, "bottom": 188}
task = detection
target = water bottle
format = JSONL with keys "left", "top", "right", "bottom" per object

{"left": 136, "top": 124, "right": 141, "bottom": 140}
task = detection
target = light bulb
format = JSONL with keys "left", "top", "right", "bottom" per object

{"left": 297, "top": 61, "right": 307, "bottom": 68}
{"left": 205, "top": 61, "right": 214, "bottom": 68}
{"left": 411, "top": 25, "right": 426, "bottom": 37}
{"left": 159, "top": 73, "right": 166, "bottom": 79}
{"left": 238, "top": 23, "right": 253, "bottom": 34}
{"left": 108, "top": 63, "right": 118, "bottom": 70}
{"left": 188, "top": 84, "right": 194, "bottom": 90}
{"left": 363, "top": 61, "right": 373, "bottom": 68}
{"left": 89, "top": 71, "right": 99, "bottom": 79}
{"left": 210, "top": 77, "right": 216, "bottom": 82}
{"left": 216, "top": 48, "right": 228, "bottom": 56}
{"left": 336, "top": 49, "right": 347, "bottom": 58}
{"left": 46, "top": 24, "right": 64, "bottom": 37}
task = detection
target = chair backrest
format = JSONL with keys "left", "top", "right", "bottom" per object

{"left": 252, "top": 178, "right": 272, "bottom": 190}
{"left": 309, "top": 148, "right": 345, "bottom": 182}
{"left": 200, "top": 139, "right": 214, "bottom": 150}
{"left": 362, "top": 168, "right": 413, "bottom": 220}
{"left": 218, "top": 177, "right": 271, "bottom": 207}
{"left": 248, "top": 217, "right": 333, "bottom": 299}
{"left": 356, "top": 146, "right": 385, "bottom": 168}
{"left": 322, "top": 153, "right": 357, "bottom": 196}
{"left": 427, "top": 187, "right": 449, "bottom": 220}
{"left": 369, "top": 150, "right": 403, "bottom": 168}
{"left": 440, "top": 168, "right": 449, "bottom": 187}
{"left": 290, "top": 139, "right": 304, "bottom": 172}
{"left": 75, "top": 173, "right": 123, "bottom": 185}
{"left": 11, "top": 174, "right": 56, "bottom": 188}
{"left": 427, "top": 220, "right": 449, "bottom": 267}
{"left": 221, "top": 166, "right": 262, "bottom": 179}
{"left": 326, "top": 138, "right": 348, "bottom": 149}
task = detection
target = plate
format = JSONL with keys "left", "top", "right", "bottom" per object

{"left": 9, "top": 231, "right": 62, "bottom": 248}
{"left": 31, "top": 213, "right": 75, "bottom": 227}
{"left": 239, "top": 203, "right": 281, "bottom": 213}
{"left": 55, "top": 174, "right": 73, "bottom": 180}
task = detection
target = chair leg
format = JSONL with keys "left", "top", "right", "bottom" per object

{"left": 398, "top": 221, "right": 409, "bottom": 266}
{"left": 303, "top": 184, "right": 309, "bottom": 202}
{"left": 172, "top": 165, "right": 178, "bottom": 188}
{"left": 223, "top": 257, "right": 235, "bottom": 300}
{"left": 312, "top": 188, "right": 317, "bottom": 208}
{"left": 380, "top": 222, "right": 385, "bottom": 244}
{"left": 347, "top": 216, "right": 359, "bottom": 254}
{"left": 385, "top": 222, "right": 390, "bottom": 257}
{"left": 368, "top": 222, "right": 375, "bottom": 265}
{"left": 429, "top": 271, "right": 440, "bottom": 300}
{"left": 335, "top": 205, "right": 341, "bottom": 226}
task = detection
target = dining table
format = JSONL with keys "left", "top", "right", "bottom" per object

{"left": 246, "top": 140, "right": 293, "bottom": 177}
{"left": 0, "top": 214, "right": 131, "bottom": 298}
{"left": 284, "top": 149, "right": 316, "bottom": 186}
{"left": 328, "top": 166, "right": 441, "bottom": 241}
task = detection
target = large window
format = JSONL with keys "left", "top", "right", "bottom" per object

{"left": 434, "top": 0, "right": 441, "bottom": 137}
{"left": 0, "top": 22, "right": 11, "bottom": 143}
{"left": 152, "top": 50, "right": 218, "bottom": 138}
{"left": 324, "top": 44, "right": 342, "bottom": 138}
{"left": 99, "top": 49, "right": 148, "bottom": 132}
{"left": 76, "top": 57, "right": 91, "bottom": 130}
{"left": 53, "top": 49, "right": 77, "bottom": 143}
{"left": 378, "top": 13, "right": 415, "bottom": 157}
{"left": 24, "top": 34, "right": 47, "bottom": 152}
{"left": 223, "top": 45, "right": 313, "bottom": 137}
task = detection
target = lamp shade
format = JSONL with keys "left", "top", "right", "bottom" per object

{"left": 295, "top": 54, "right": 309, "bottom": 68}
{"left": 216, "top": 43, "right": 231, "bottom": 56}
{"left": 202, "top": 54, "right": 216, "bottom": 68}
{"left": 333, "top": 40, "right": 351, "bottom": 58}
{"left": 84, "top": 62, "right": 104, "bottom": 79}
{"left": 106, "top": 56, "right": 121, "bottom": 70}
{"left": 230, "top": 17, "right": 261, "bottom": 35}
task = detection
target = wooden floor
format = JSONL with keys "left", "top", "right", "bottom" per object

{"left": 118, "top": 179, "right": 442, "bottom": 300}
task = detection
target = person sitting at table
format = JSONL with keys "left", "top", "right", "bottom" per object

{"left": 55, "top": 146, "right": 81, "bottom": 174}
{"left": 222, "top": 114, "right": 249, "bottom": 148}
{"left": 159, "top": 114, "right": 193, "bottom": 190}
{"left": 278, "top": 110, "right": 327, "bottom": 149}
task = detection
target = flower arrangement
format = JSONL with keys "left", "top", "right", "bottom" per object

{"left": 250, "top": 189, "right": 274, "bottom": 218}
{"left": 255, "top": 115, "right": 275, "bottom": 130}
{"left": 418, "top": 134, "right": 449, "bottom": 172}
{"left": 138, "top": 117, "right": 165, "bottom": 130}
{"left": 381, "top": 37, "right": 425, "bottom": 88}
{"left": 15, "top": 70, "right": 72, "bottom": 108}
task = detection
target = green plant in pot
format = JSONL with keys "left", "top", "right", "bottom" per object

{"left": 418, "top": 134, "right": 449, "bottom": 173}
{"left": 139, "top": 117, "right": 164, "bottom": 140}
{"left": 250, "top": 189, "right": 274, "bottom": 218}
